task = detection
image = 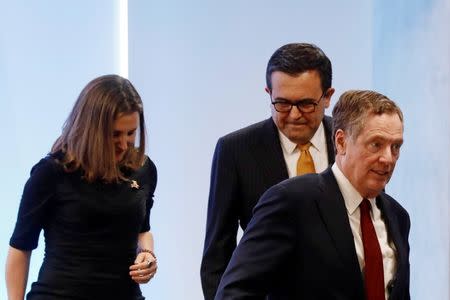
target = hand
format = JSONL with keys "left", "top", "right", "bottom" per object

{"left": 129, "top": 251, "right": 157, "bottom": 284}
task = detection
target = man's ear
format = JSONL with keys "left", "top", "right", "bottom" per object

{"left": 322, "top": 88, "right": 335, "bottom": 109}
{"left": 265, "top": 87, "right": 271, "bottom": 95}
{"left": 334, "top": 129, "right": 347, "bottom": 155}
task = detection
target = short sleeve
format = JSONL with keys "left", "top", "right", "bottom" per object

{"left": 139, "top": 156, "right": 157, "bottom": 232}
{"left": 9, "top": 157, "right": 60, "bottom": 250}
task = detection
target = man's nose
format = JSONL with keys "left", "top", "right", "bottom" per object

{"left": 289, "top": 105, "right": 304, "bottom": 118}
{"left": 379, "top": 146, "right": 394, "bottom": 164}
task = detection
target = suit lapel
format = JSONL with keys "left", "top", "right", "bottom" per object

{"left": 251, "top": 118, "right": 288, "bottom": 187}
{"left": 316, "top": 168, "right": 364, "bottom": 293}
{"left": 376, "top": 195, "right": 407, "bottom": 278}
{"left": 323, "top": 116, "right": 335, "bottom": 165}
{"left": 252, "top": 117, "right": 333, "bottom": 187}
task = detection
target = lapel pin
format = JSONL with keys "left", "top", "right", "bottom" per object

{"left": 130, "top": 180, "right": 140, "bottom": 189}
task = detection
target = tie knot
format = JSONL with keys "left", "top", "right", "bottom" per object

{"left": 296, "top": 142, "right": 315, "bottom": 175}
{"left": 298, "top": 142, "right": 312, "bottom": 151}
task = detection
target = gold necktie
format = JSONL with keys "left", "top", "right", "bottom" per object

{"left": 296, "top": 142, "right": 316, "bottom": 175}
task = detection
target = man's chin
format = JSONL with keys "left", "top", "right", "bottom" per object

{"left": 366, "top": 183, "right": 388, "bottom": 198}
{"left": 285, "top": 131, "right": 313, "bottom": 145}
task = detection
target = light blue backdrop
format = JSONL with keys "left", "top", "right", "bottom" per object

{"left": 128, "top": 1, "right": 373, "bottom": 298}
{"left": 1, "top": 0, "right": 449, "bottom": 299}
{"left": 0, "top": 0, "right": 122, "bottom": 296}
{"left": 373, "top": 0, "right": 450, "bottom": 299}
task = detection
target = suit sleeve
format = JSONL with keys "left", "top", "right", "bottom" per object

{"left": 215, "top": 184, "right": 297, "bottom": 299}
{"left": 201, "top": 138, "right": 240, "bottom": 300}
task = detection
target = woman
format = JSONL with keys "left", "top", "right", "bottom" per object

{"left": 6, "top": 75, "right": 157, "bottom": 299}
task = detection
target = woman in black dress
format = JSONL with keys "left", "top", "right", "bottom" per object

{"left": 6, "top": 74, "right": 157, "bottom": 299}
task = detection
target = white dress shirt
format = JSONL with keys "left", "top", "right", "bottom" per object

{"left": 332, "top": 163, "right": 397, "bottom": 300}
{"left": 278, "top": 122, "right": 329, "bottom": 178}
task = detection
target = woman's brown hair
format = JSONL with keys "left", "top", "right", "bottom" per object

{"left": 52, "top": 74, "right": 146, "bottom": 182}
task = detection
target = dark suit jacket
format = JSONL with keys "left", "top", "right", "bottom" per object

{"left": 215, "top": 168, "right": 411, "bottom": 300}
{"left": 201, "top": 117, "right": 335, "bottom": 300}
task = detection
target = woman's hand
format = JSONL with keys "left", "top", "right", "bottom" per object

{"left": 129, "top": 251, "right": 157, "bottom": 284}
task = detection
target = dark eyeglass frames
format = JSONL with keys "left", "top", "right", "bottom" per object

{"left": 271, "top": 92, "right": 325, "bottom": 113}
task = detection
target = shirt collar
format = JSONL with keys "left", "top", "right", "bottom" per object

{"left": 278, "top": 122, "right": 325, "bottom": 154}
{"left": 331, "top": 163, "right": 375, "bottom": 215}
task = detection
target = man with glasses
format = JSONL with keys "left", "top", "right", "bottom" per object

{"left": 201, "top": 43, "right": 335, "bottom": 300}
{"left": 215, "top": 90, "right": 410, "bottom": 300}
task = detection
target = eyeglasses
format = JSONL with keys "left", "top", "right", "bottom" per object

{"left": 271, "top": 92, "right": 325, "bottom": 113}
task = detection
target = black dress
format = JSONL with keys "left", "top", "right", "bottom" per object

{"left": 10, "top": 154, "right": 157, "bottom": 300}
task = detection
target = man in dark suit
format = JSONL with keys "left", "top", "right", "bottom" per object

{"left": 215, "top": 90, "right": 410, "bottom": 300}
{"left": 201, "top": 43, "right": 336, "bottom": 300}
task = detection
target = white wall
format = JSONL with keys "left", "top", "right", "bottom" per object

{"left": 1, "top": 0, "right": 449, "bottom": 299}
{"left": 373, "top": 0, "right": 450, "bottom": 298}
{"left": 0, "top": 0, "right": 121, "bottom": 296}
{"left": 128, "top": 1, "right": 373, "bottom": 298}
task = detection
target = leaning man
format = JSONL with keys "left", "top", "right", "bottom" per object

{"left": 215, "top": 90, "right": 410, "bottom": 300}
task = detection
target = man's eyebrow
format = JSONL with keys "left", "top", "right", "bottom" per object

{"left": 367, "top": 133, "right": 404, "bottom": 143}
{"left": 273, "top": 97, "right": 317, "bottom": 102}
